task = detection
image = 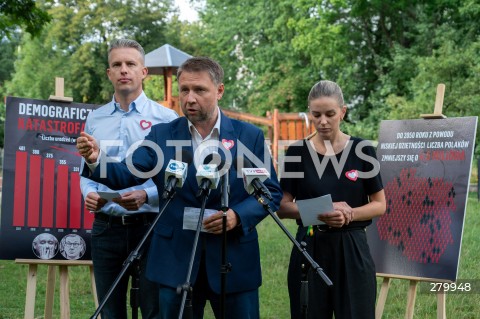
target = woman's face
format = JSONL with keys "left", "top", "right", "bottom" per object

{"left": 309, "top": 96, "right": 346, "bottom": 140}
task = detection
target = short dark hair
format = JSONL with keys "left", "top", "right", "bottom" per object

{"left": 308, "top": 80, "right": 345, "bottom": 107}
{"left": 108, "top": 39, "right": 145, "bottom": 64}
{"left": 177, "top": 57, "right": 224, "bottom": 85}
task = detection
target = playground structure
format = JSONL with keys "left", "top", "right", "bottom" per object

{"left": 144, "top": 44, "right": 316, "bottom": 170}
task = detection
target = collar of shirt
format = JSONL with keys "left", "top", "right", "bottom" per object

{"left": 188, "top": 107, "right": 222, "bottom": 152}
{"left": 109, "top": 91, "right": 148, "bottom": 114}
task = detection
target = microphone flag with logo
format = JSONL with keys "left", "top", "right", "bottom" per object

{"left": 163, "top": 150, "right": 193, "bottom": 199}
{"left": 239, "top": 157, "right": 273, "bottom": 200}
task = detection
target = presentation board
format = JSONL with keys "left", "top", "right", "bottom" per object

{"left": 0, "top": 96, "right": 97, "bottom": 260}
{"left": 368, "top": 117, "right": 477, "bottom": 281}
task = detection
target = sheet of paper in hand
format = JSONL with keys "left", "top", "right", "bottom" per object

{"left": 97, "top": 191, "right": 122, "bottom": 201}
{"left": 296, "top": 194, "right": 334, "bottom": 226}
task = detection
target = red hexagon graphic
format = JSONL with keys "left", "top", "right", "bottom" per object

{"left": 377, "top": 167, "right": 456, "bottom": 264}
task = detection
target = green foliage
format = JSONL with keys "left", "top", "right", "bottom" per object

{"left": 5, "top": 0, "right": 177, "bottom": 104}
{"left": 185, "top": 0, "right": 479, "bottom": 156}
{"left": 0, "top": 34, "right": 21, "bottom": 148}
{"left": 187, "top": 0, "right": 316, "bottom": 115}
{"left": 0, "top": 0, "right": 51, "bottom": 39}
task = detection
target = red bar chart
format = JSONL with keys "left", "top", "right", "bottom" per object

{"left": 13, "top": 151, "right": 27, "bottom": 226}
{"left": 41, "top": 158, "right": 55, "bottom": 227}
{"left": 12, "top": 150, "right": 92, "bottom": 230}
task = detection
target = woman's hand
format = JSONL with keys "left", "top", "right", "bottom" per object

{"left": 318, "top": 202, "right": 353, "bottom": 228}
{"left": 333, "top": 201, "right": 353, "bottom": 225}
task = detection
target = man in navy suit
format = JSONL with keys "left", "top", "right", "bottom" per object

{"left": 77, "top": 56, "right": 282, "bottom": 319}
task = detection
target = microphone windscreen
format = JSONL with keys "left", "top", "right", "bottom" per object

{"left": 195, "top": 163, "right": 220, "bottom": 189}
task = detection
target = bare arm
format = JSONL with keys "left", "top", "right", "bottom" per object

{"left": 351, "top": 189, "right": 386, "bottom": 221}
{"left": 277, "top": 191, "right": 300, "bottom": 219}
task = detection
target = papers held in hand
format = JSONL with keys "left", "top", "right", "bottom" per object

{"left": 296, "top": 194, "right": 334, "bottom": 226}
{"left": 97, "top": 191, "right": 122, "bottom": 201}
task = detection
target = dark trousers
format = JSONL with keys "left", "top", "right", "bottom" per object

{"left": 91, "top": 215, "right": 160, "bottom": 319}
{"left": 158, "top": 254, "right": 260, "bottom": 319}
{"left": 288, "top": 227, "right": 376, "bottom": 319}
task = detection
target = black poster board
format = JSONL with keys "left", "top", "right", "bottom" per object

{"left": 0, "top": 96, "right": 97, "bottom": 260}
{"left": 368, "top": 117, "right": 478, "bottom": 281}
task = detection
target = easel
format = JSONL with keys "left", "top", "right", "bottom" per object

{"left": 420, "top": 83, "right": 447, "bottom": 119}
{"left": 15, "top": 259, "right": 98, "bottom": 319}
{"left": 375, "top": 273, "right": 450, "bottom": 319}
{"left": 49, "top": 77, "right": 73, "bottom": 102}
{"left": 13, "top": 78, "right": 98, "bottom": 318}
{"left": 375, "top": 84, "right": 449, "bottom": 319}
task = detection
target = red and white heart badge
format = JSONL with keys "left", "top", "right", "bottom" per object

{"left": 345, "top": 169, "right": 359, "bottom": 181}
{"left": 140, "top": 120, "right": 152, "bottom": 130}
{"left": 221, "top": 139, "right": 235, "bottom": 150}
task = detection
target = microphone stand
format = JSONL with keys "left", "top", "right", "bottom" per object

{"left": 300, "top": 261, "right": 309, "bottom": 319}
{"left": 177, "top": 187, "right": 210, "bottom": 319}
{"left": 89, "top": 188, "right": 178, "bottom": 319}
{"left": 220, "top": 173, "right": 231, "bottom": 319}
{"left": 250, "top": 185, "right": 333, "bottom": 288}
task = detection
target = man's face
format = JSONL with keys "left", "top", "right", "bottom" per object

{"left": 65, "top": 236, "right": 82, "bottom": 259}
{"left": 33, "top": 234, "right": 57, "bottom": 259}
{"left": 178, "top": 71, "right": 224, "bottom": 125}
{"left": 107, "top": 47, "right": 147, "bottom": 98}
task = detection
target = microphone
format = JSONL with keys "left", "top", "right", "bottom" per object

{"left": 196, "top": 155, "right": 220, "bottom": 197}
{"left": 239, "top": 157, "right": 273, "bottom": 201}
{"left": 163, "top": 150, "right": 193, "bottom": 199}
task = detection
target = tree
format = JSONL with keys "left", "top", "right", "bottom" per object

{"left": 0, "top": 0, "right": 51, "bottom": 38}
{"left": 0, "top": 33, "right": 22, "bottom": 148}
{"left": 6, "top": 0, "right": 177, "bottom": 104}
{"left": 188, "top": 0, "right": 315, "bottom": 115}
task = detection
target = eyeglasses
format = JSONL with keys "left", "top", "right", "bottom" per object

{"left": 65, "top": 242, "right": 81, "bottom": 247}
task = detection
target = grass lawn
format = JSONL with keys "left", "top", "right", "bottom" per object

{"left": 0, "top": 194, "right": 478, "bottom": 318}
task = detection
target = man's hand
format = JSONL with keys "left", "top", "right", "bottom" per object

{"left": 112, "top": 190, "right": 147, "bottom": 211}
{"left": 76, "top": 132, "right": 99, "bottom": 164}
{"left": 203, "top": 209, "right": 239, "bottom": 234}
{"left": 85, "top": 192, "right": 108, "bottom": 212}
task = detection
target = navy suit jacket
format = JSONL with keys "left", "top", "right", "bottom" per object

{"left": 86, "top": 111, "right": 282, "bottom": 293}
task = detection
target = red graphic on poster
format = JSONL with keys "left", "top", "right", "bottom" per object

{"left": 377, "top": 168, "right": 456, "bottom": 264}
{"left": 11, "top": 150, "right": 93, "bottom": 230}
